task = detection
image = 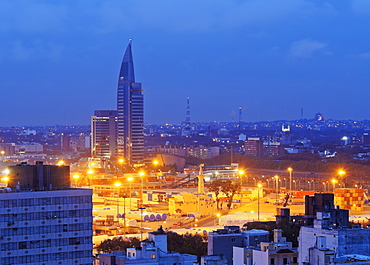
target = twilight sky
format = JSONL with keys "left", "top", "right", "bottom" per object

{"left": 1, "top": 0, "right": 370, "bottom": 126}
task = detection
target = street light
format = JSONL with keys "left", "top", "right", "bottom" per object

{"left": 57, "top": 160, "right": 65, "bottom": 166}
{"left": 238, "top": 170, "right": 245, "bottom": 185}
{"left": 127, "top": 176, "right": 134, "bottom": 210}
{"left": 72, "top": 174, "right": 79, "bottom": 188}
{"left": 114, "top": 182, "right": 122, "bottom": 224}
{"left": 87, "top": 169, "right": 94, "bottom": 186}
{"left": 331, "top": 179, "right": 338, "bottom": 193}
{"left": 216, "top": 213, "right": 221, "bottom": 225}
{"left": 118, "top": 158, "right": 125, "bottom": 174}
{"left": 287, "top": 167, "right": 293, "bottom": 191}
{"left": 338, "top": 170, "right": 346, "bottom": 186}
{"left": 139, "top": 207, "right": 146, "bottom": 240}
{"left": 257, "top": 183, "right": 262, "bottom": 221}
{"left": 139, "top": 171, "right": 145, "bottom": 206}
{"left": 1, "top": 176, "right": 9, "bottom": 187}
{"left": 274, "top": 175, "right": 279, "bottom": 213}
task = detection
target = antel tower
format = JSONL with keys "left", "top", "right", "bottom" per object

{"left": 117, "top": 40, "right": 144, "bottom": 165}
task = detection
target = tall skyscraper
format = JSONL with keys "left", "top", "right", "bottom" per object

{"left": 117, "top": 40, "right": 144, "bottom": 165}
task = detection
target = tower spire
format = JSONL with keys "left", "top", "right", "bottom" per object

{"left": 119, "top": 40, "right": 135, "bottom": 82}
{"left": 186, "top": 97, "right": 191, "bottom": 124}
{"left": 238, "top": 106, "right": 242, "bottom": 130}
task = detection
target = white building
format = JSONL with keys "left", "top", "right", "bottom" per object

{"left": 298, "top": 212, "right": 370, "bottom": 265}
{"left": 208, "top": 226, "right": 269, "bottom": 265}
{"left": 97, "top": 227, "right": 197, "bottom": 265}
{"left": 233, "top": 229, "right": 298, "bottom": 265}
{"left": 0, "top": 189, "right": 93, "bottom": 265}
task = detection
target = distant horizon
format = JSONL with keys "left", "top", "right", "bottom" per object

{"left": 2, "top": 117, "right": 370, "bottom": 129}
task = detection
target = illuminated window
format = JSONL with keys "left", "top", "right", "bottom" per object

{"left": 150, "top": 254, "right": 156, "bottom": 259}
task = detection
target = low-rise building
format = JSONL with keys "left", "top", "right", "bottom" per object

{"left": 208, "top": 226, "right": 269, "bottom": 265}
{"left": 233, "top": 229, "right": 298, "bottom": 265}
{"left": 97, "top": 227, "right": 197, "bottom": 265}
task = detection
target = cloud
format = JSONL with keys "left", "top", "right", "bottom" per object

{"left": 93, "top": 0, "right": 329, "bottom": 32}
{"left": 5, "top": 40, "right": 65, "bottom": 61}
{"left": 288, "top": 39, "right": 328, "bottom": 58}
{"left": 0, "top": 0, "right": 336, "bottom": 34}
{"left": 0, "top": 1, "right": 67, "bottom": 32}
{"left": 358, "top": 52, "right": 370, "bottom": 59}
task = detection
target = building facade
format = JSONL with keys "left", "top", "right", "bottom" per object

{"left": 117, "top": 40, "right": 144, "bottom": 165}
{"left": 97, "top": 227, "right": 197, "bottom": 265}
{"left": 0, "top": 189, "right": 93, "bottom": 265}
{"left": 91, "top": 110, "right": 117, "bottom": 158}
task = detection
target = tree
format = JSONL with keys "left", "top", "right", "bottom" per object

{"left": 208, "top": 179, "right": 223, "bottom": 209}
{"left": 96, "top": 237, "right": 140, "bottom": 253}
{"left": 166, "top": 231, "right": 207, "bottom": 262}
{"left": 220, "top": 180, "right": 241, "bottom": 209}
{"left": 96, "top": 232, "right": 207, "bottom": 262}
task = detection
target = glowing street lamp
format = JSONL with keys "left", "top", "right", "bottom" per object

{"left": 118, "top": 158, "right": 125, "bottom": 174}
{"left": 152, "top": 160, "right": 159, "bottom": 166}
{"left": 238, "top": 170, "right": 245, "bottom": 185}
{"left": 274, "top": 175, "right": 279, "bottom": 213}
{"left": 57, "top": 160, "right": 65, "bottom": 166}
{"left": 338, "top": 170, "right": 346, "bottom": 186}
{"left": 216, "top": 213, "right": 221, "bottom": 225}
{"left": 114, "top": 182, "right": 122, "bottom": 224}
{"left": 331, "top": 179, "right": 338, "bottom": 193}
{"left": 1, "top": 176, "right": 9, "bottom": 187}
{"left": 127, "top": 176, "right": 134, "bottom": 210}
{"left": 139, "top": 171, "right": 145, "bottom": 206}
{"left": 87, "top": 169, "right": 94, "bottom": 186}
{"left": 287, "top": 167, "right": 293, "bottom": 191}
{"left": 257, "top": 183, "right": 262, "bottom": 221}
{"left": 72, "top": 174, "right": 79, "bottom": 188}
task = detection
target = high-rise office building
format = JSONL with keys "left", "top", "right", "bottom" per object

{"left": 0, "top": 162, "right": 92, "bottom": 265}
{"left": 91, "top": 110, "right": 117, "bottom": 158}
{"left": 0, "top": 189, "right": 93, "bottom": 265}
{"left": 117, "top": 40, "right": 144, "bottom": 165}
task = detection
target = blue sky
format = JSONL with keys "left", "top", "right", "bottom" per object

{"left": 1, "top": 0, "right": 370, "bottom": 126}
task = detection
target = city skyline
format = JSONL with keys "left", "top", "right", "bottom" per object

{"left": 1, "top": 1, "right": 370, "bottom": 126}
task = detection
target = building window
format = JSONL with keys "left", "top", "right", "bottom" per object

{"left": 293, "top": 257, "right": 298, "bottom": 263}
{"left": 270, "top": 258, "right": 275, "bottom": 265}
{"left": 231, "top": 238, "right": 236, "bottom": 242}
{"left": 283, "top": 257, "right": 288, "bottom": 264}
{"left": 150, "top": 254, "right": 156, "bottom": 259}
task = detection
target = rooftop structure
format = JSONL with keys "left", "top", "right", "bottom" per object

{"left": 207, "top": 226, "right": 269, "bottom": 265}
{"left": 97, "top": 227, "right": 197, "bottom": 265}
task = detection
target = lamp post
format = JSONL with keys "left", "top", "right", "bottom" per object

{"left": 139, "top": 171, "right": 145, "bottom": 207}
{"left": 338, "top": 170, "right": 346, "bottom": 187}
{"left": 114, "top": 182, "right": 121, "bottom": 225}
{"left": 216, "top": 213, "right": 221, "bottom": 226}
{"left": 87, "top": 169, "right": 94, "bottom": 187}
{"left": 331, "top": 179, "right": 338, "bottom": 193}
{"left": 274, "top": 175, "right": 279, "bottom": 213}
{"left": 257, "top": 183, "right": 262, "bottom": 221}
{"left": 118, "top": 158, "right": 125, "bottom": 174}
{"left": 139, "top": 207, "right": 146, "bottom": 240}
{"left": 72, "top": 174, "right": 79, "bottom": 188}
{"left": 127, "top": 176, "right": 134, "bottom": 210}
{"left": 1, "top": 150, "right": 5, "bottom": 161}
{"left": 238, "top": 170, "right": 245, "bottom": 186}
{"left": 287, "top": 167, "right": 293, "bottom": 191}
